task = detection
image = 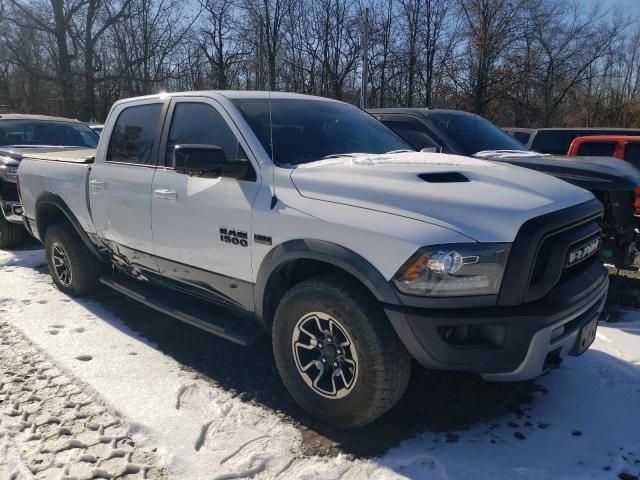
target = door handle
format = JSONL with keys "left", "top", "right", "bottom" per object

{"left": 153, "top": 188, "right": 177, "bottom": 200}
{"left": 89, "top": 179, "right": 106, "bottom": 190}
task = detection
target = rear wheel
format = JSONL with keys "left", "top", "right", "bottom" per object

{"left": 45, "top": 223, "right": 100, "bottom": 296}
{"left": 272, "top": 274, "right": 411, "bottom": 428}
{"left": 0, "top": 215, "right": 25, "bottom": 249}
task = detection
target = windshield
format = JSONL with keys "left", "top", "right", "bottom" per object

{"left": 231, "top": 98, "right": 410, "bottom": 165}
{"left": 0, "top": 120, "right": 99, "bottom": 148}
{"left": 429, "top": 112, "right": 525, "bottom": 156}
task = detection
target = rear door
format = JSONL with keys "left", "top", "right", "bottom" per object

{"left": 89, "top": 99, "right": 167, "bottom": 271}
{"left": 150, "top": 97, "right": 261, "bottom": 309}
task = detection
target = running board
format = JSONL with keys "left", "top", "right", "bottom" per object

{"left": 99, "top": 275, "right": 263, "bottom": 346}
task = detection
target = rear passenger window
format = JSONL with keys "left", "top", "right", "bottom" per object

{"left": 165, "top": 102, "right": 247, "bottom": 166}
{"left": 624, "top": 142, "right": 640, "bottom": 168}
{"left": 107, "top": 103, "right": 163, "bottom": 165}
{"left": 577, "top": 141, "right": 617, "bottom": 157}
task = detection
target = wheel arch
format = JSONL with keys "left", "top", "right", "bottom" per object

{"left": 254, "top": 239, "right": 400, "bottom": 329}
{"left": 35, "top": 192, "right": 102, "bottom": 261}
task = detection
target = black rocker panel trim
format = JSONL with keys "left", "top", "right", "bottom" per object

{"left": 100, "top": 239, "right": 254, "bottom": 312}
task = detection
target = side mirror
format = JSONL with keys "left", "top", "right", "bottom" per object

{"left": 420, "top": 146, "right": 442, "bottom": 153}
{"left": 173, "top": 144, "right": 251, "bottom": 180}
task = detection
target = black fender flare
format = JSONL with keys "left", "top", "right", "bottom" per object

{"left": 253, "top": 239, "right": 401, "bottom": 325}
{"left": 34, "top": 192, "right": 102, "bottom": 261}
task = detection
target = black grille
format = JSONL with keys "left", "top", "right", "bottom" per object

{"left": 498, "top": 199, "right": 604, "bottom": 306}
{"left": 530, "top": 236, "right": 554, "bottom": 285}
{"left": 527, "top": 219, "right": 601, "bottom": 301}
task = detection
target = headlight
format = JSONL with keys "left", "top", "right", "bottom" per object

{"left": 393, "top": 243, "right": 511, "bottom": 297}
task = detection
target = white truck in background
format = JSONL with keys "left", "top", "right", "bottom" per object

{"left": 17, "top": 91, "right": 608, "bottom": 427}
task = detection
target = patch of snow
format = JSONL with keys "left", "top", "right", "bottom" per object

{"left": 297, "top": 151, "right": 496, "bottom": 169}
{"left": 2, "top": 248, "right": 640, "bottom": 479}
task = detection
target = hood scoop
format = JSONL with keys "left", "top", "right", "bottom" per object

{"left": 418, "top": 172, "right": 469, "bottom": 183}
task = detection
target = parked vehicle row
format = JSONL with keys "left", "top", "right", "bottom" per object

{"left": 371, "top": 109, "right": 640, "bottom": 270}
{"left": 0, "top": 114, "right": 99, "bottom": 248}
{"left": 16, "top": 91, "right": 609, "bottom": 427}
{"left": 503, "top": 127, "right": 640, "bottom": 155}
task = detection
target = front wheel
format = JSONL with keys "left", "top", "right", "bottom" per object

{"left": 44, "top": 223, "right": 100, "bottom": 296}
{"left": 272, "top": 274, "right": 411, "bottom": 428}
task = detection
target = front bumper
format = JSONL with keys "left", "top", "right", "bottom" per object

{"left": 385, "top": 261, "right": 608, "bottom": 381}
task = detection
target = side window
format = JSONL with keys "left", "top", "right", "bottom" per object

{"left": 382, "top": 120, "right": 436, "bottom": 150}
{"left": 577, "top": 141, "right": 617, "bottom": 157}
{"left": 624, "top": 142, "right": 640, "bottom": 169}
{"left": 513, "top": 132, "right": 530, "bottom": 145}
{"left": 165, "top": 102, "right": 247, "bottom": 166}
{"left": 107, "top": 103, "right": 163, "bottom": 165}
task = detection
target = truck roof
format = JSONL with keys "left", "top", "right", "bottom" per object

{"left": 0, "top": 114, "right": 83, "bottom": 123}
{"left": 114, "top": 90, "right": 343, "bottom": 107}
{"left": 504, "top": 127, "right": 640, "bottom": 135}
{"left": 569, "top": 134, "right": 640, "bottom": 142}
{"left": 368, "top": 108, "right": 473, "bottom": 117}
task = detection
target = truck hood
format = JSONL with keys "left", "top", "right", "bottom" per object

{"left": 474, "top": 150, "right": 640, "bottom": 192}
{"left": 289, "top": 152, "right": 593, "bottom": 242}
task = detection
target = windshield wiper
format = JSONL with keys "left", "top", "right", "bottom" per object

{"left": 320, "top": 153, "right": 357, "bottom": 160}
{"left": 385, "top": 149, "right": 413, "bottom": 154}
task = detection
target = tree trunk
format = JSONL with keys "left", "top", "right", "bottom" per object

{"left": 51, "top": 0, "right": 75, "bottom": 117}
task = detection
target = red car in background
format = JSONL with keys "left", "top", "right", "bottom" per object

{"left": 568, "top": 135, "right": 640, "bottom": 215}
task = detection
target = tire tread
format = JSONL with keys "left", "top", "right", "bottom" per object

{"left": 273, "top": 273, "right": 411, "bottom": 428}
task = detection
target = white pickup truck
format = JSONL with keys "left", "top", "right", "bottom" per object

{"left": 17, "top": 91, "right": 608, "bottom": 427}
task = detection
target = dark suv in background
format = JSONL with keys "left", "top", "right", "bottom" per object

{"left": 0, "top": 114, "right": 99, "bottom": 248}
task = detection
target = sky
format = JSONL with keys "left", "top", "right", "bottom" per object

{"left": 593, "top": 0, "right": 640, "bottom": 16}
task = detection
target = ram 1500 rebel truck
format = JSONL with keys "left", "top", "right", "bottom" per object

{"left": 0, "top": 114, "right": 99, "bottom": 248}
{"left": 371, "top": 108, "right": 640, "bottom": 269}
{"left": 18, "top": 92, "right": 608, "bottom": 427}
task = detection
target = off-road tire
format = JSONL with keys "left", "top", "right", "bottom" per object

{"left": 0, "top": 214, "right": 25, "bottom": 249}
{"left": 45, "top": 223, "right": 100, "bottom": 296}
{"left": 272, "top": 273, "right": 411, "bottom": 428}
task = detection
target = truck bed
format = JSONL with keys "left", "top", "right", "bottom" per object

{"left": 20, "top": 147, "right": 96, "bottom": 164}
{"left": 18, "top": 150, "right": 96, "bottom": 241}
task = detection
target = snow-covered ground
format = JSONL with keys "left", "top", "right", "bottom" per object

{"left": 1, "top": 248, "right": 639, "bottom": 480}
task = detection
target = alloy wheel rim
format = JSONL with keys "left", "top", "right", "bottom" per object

{"left": 291, "top": 312, "right": 358, "bottom": 399}
{"left": 51, "top": 242, "right": 72, "bottom": 287}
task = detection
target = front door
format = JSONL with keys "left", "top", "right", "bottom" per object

{"left": 150, "top": 98, "right": 261, "bottom": 309}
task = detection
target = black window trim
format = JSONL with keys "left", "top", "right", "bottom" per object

{"left": 104, "top": 100, "right": 170, "bottom": 168}
{"left": 158, "top": 97, "right": 258, "bottom": 182}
